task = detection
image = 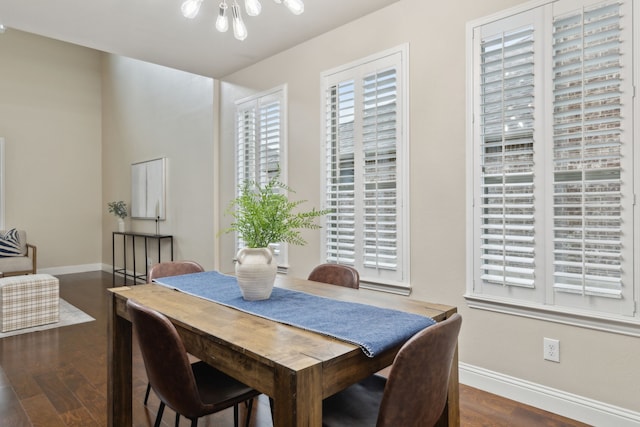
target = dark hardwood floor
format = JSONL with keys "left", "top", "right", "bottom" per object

{"left": 0, "top": 271, "right": 591, "bottom": 427}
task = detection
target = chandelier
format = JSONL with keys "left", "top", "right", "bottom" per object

{"left": 181, "top": 0, "right": 304, "bottom": 41}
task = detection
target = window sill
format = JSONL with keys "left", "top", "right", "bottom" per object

{"left": 361, "top": 281, "right": 411, "bottom": 296}
{"left": 464, "top": 293, "right": 640, "bottom": 337}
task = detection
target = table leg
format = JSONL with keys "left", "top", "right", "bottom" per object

{"left": 435, "top": 343, "right": 460, "bottom": 427}
{"left": 132, "top": 236, "right": 137, "bottom": 284}
{"left": 112, "top": 233, "right": 115, "bottom": 285}
{"left": 273, "top": 363, "right": 322, "bottom": 426}
{"left": 123, "top": 235, "right": 128, "bottom": 285}
{"left": 144, "top": 236, "right": 149, "bottom": 283}
{"left": 107, "top": 294, "right": 132, "bottom": 427}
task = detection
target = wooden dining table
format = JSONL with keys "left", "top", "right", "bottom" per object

{"left": 107, "top": 274, "right": 459, "bottom": 427}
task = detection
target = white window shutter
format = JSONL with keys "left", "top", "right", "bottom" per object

{"left": 469, "top": 0, "right": 636, "bottom": 321}
{"left": 551, "top": 1, "right": 632, "bottom": 310}
{"left": 362, "top": 68, "right": 398, "bottom": 271}
{"left": 258, "top": 99, "right": 282, "bottom": 183}
{"left": 235, "top": 88, "right": 287, "bottom": 265}
{"left": 236, "top": 105, "right": 257, "bottom": 189}
{"left": 322, "top": 48, "right": 407, "bottom": 286}
{"left": 325, "top": 80, "right": 357, "bottom": 265}
{"left": 478, "top": 24, "right": 537, "bottom": 289}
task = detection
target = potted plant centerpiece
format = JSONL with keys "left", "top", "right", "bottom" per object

{"left": 108, "top": 201, "right": 128, "bottom": 232}
{"left": 222, "top": 173, "right": 329, "bottom": 300}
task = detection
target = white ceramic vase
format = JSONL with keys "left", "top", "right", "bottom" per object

{"left": 117, "top": 218, "right": 125, "bottom": 232}
{"left": 235, "top": 247, "right": 277, "bottom": 300}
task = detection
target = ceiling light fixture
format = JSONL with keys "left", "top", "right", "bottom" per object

{"left": 181, "top": 0, "right": 304, "bottom": 41}
{"left": 0, "top": 24, "right": 6, "bottom": 34}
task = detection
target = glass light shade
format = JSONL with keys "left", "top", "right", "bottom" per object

{"left": 181, "top": 0, "right": 203, "bottom": 18}
{"left": 244, "top": 0, "right": 262, "bottom": 16}
{"left": 282, "top": 0, "right": 303, "bottom": 15}
{"left": 231, "top": 3, "right": 248, "bottom": 41}
{"left": 215, "top": 2, "right": 229, "bottom": 32}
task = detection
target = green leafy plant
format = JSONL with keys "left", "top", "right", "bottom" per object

{"left": 222, "top": 173, "right": 330, "bottom": 248}
{"left": 107, "top": 201, "right": 128, "bottom": 219}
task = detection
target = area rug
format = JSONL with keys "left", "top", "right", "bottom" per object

{"left": 0, "top": 299, "right": 95, "bottom": 339}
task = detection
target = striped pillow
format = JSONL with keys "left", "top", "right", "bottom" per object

{"left": 0, "top": 228, "right": 23, "bottom": 257}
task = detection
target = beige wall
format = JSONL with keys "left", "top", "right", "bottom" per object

{"left": 101, "top": 55, "right": 217, "bottom": 271}
{"left": 0, "top": 30, "right": 218, "bottom": 274}
{"left": 0, "top": 29, "right": 102, "bottom": 270}
{"left": 219, "top": 0, "right": 640, "bottom": 413}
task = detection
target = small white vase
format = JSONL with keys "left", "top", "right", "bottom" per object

{"left": 117, "top": 218, "right": 125, "bottom": 232}
{"left": 235, "top": 247, "right": 277, "bottom": 300}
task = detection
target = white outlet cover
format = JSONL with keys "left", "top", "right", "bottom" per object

{"left": 543, "top": 337, "right": 560, "bottom": 362}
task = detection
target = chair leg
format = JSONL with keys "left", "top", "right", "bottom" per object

{"left": 144, "top": 382, "right": 152, "bottom": 405}
{"left": 191, "top": 418, "right": 198, "bottom": 427}
{"left": 269, "top": 397, "right": 274, "bottom": 423}
{"left": 153, "top": 402, "right": 165, "bottom": 427}
{"left": 234, "top": 403, "right": 239, "bottom": 427}
{"left": 245, "top": 398, "right": 255, "bottom": 427}
{"left": 175, "top": 412, "right": 180, "bottom": 427}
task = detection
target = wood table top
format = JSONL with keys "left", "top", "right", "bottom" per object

{"left": 109, "top": 274, "right": 456, "bottom": 373}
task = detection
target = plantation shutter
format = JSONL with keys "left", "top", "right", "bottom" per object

{"left": 551, "top": 1, "right": 628, "bottom": 301}
{"left": 323, "top": 49, "right": 409, "bottom": 286}
{"left": 470, "top": 0, "right": 635, "bottom": 319}
{"left": 362, "top": 68, "right": 398, "bottom": 271}
{"left": 235, "top": 89, "right": 286, "bottom": 263}
{"left": 325, "top": 80, "right": 356, "bottom": 265}
{"left": 236, "top": 105, "right": 257, "bottom": 190}
{"left": 258, "top": 99, "right": 282, "bottom": 183}
{"left": 237, "top": 95, "right": 282, "bottom": 184}
{"left": 478, "top": 24, "right": 537, "bottom": 289}
{"left": 323, "top": 48, "right": 406, "bottom": 285}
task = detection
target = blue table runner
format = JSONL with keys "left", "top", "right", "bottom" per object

{"left": 153, "top": 271, "right": 435, "bottom": 357}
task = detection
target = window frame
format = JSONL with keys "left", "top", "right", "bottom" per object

{"left": 465, "top": 0, "right": 640, "bottom": 336}
{"left": 234, "top": 85, "right": 289, "bottom": 270}
{"left": 320, "top": 44, "right": 410, "bottom": 294}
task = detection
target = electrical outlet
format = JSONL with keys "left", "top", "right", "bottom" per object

{"left": 147, "top": 257, "right": 152, "bottom": 267}
{"left": 543, "top": 337, "right": 560, "bottom": 362}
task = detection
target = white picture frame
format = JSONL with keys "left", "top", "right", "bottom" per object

{"left": 131, "top": 158, "right": 166, "bottom": 220}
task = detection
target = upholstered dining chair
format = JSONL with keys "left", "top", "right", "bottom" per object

{"left": 322, "top": 313, "right": 462, "bottom": 427}
{"left": 307, "top": 263, "right": 360, "bottom": 289}
{"left": 127, "top": 299, "right": 261, "bottom": 427}
{"left": 144, "top": 260, "right": 205, "bottom": 405}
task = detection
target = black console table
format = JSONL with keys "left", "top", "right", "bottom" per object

{"left": 112, "top": 232, "right": 174, "bottom": 285}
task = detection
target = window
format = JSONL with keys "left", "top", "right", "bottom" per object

{"left": 321, "top": 46, "right": 409, "bottom": 292}
{"left": 235, "top": 86, "right": 288, "bottom": 267}
{"left": 467, "top": 0, "right": 639, "bottom": 333}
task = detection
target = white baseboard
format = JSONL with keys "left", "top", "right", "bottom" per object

{"left": 38, "top": 263, "right": 104, "bottom": 276}
{"left": 459, "top": 362, "right": 640, "bottom": 427}
{"left": 38, "top": 264, "right": 147, "bottom": 282}
{"left": 100, "top": 264, "right": 111, "bottom": 273}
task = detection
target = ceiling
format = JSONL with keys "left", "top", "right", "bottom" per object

{"left": 0, "top": 0, "right": 400, "bottom": 78}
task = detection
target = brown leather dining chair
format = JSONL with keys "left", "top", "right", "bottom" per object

{"left": 148, "top": 260, "right": 205, "bottom": 283}
{"left": 308, "top": 263, "right": 360, "bottom": 289}
{"left": 322, "top": 313, "right": 462, "bottom": 427}
{"left": 127, "top": 299, "right": 261, "bottom": 427}
{"left": 144, "top": 260, "right": 205, "bottom": 405}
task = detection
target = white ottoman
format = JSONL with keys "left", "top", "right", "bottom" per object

{"left": 0, "top": 274, "right": 59, "bottom": 332}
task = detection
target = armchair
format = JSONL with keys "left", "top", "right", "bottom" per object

{"left": 0, "top": 229, "right": 36, "bottom": 277}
